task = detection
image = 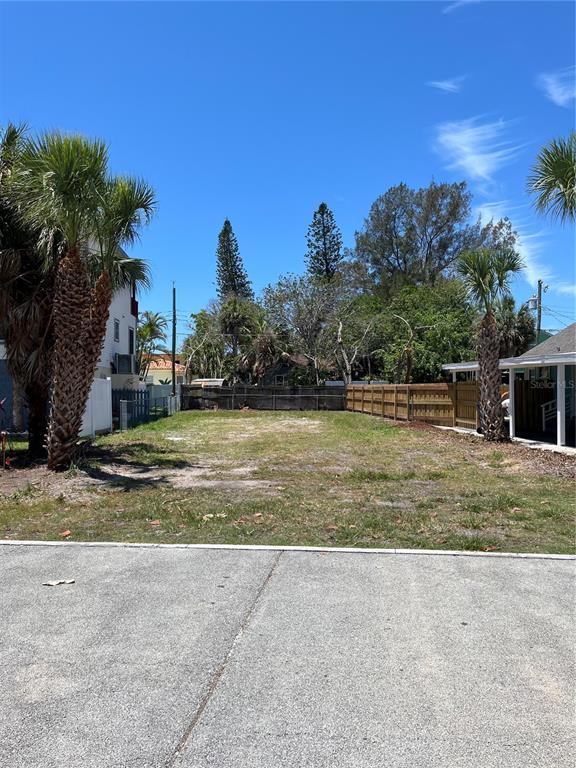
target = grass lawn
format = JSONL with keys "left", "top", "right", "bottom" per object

{"left": 1, "top": 410, "right": 574, "bottom": 553}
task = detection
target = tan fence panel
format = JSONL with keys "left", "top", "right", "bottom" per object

{"left": 453, "top": 382, "right": 479, "bottom": 428}
{"left": 346, "top": 382, "right": 481, "bottom": 428}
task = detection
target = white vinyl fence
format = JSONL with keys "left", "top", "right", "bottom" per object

{"left": 81, "top": 377, "right": 113, "bottom": 438}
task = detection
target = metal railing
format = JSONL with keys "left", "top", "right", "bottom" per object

{"left": 119, "top": 394, "right": 180, "bottom": 430}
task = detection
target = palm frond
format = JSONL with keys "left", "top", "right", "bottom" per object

{"left": 10, "top": 131, "right": 108, "bottom": 248}
{"left": 87, "top": 253, "right": 151, "bottom": 291}
{"left": 528, "top": 133, "right": 576, "bottom": 222}
{"left": 95, "top": 175, "right": 156, "bottom": 269}
{"left": 456, "top": 248, "right": 524, "bottom": 313}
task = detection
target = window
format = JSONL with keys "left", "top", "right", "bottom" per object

{"left": 128, "top": 327, "right": 135, "bottom": 356}
{"left": 113, "top": 319, "right": 120, "bottom": 343}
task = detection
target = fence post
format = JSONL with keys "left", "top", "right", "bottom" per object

{"left": 406, "top": 385, "right": 411, "bottom": 421}
{"left": 120, "top": 400, "right": 128, "bottom": 431}
{"left": 393, "top": 385, "right": 397, "bottom": 421}
{"left": 273, "top": 392, "right": 276, "bottom": 411}
{"left": 381, "top": 386, "right": 385, "bottom": 419}
{"left": 452, "top": 381, "right": 458, "bottom": 427}
{"left": 361, "top": 387, "right": 365, "bottom": 413}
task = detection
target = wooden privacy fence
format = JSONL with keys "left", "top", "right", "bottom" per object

{"left": 347, "top": 382, "right": 480, "bottom": 429}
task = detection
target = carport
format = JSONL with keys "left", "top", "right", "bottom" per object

{"left": 443, "top": 323, "right": 576, "bottom": 448}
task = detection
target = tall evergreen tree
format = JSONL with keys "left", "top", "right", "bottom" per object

{"left": 305, "top": 202, "right": 343, "bottom": 280}
{"left": 215, "top": 219, "right": 253, "bottom": 300}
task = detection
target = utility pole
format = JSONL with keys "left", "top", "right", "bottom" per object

{"left": 536, "top": 279, "right": 543, "bottom": 343}
{"left": 171, "top": 283, "right": 177, "bottom": 397}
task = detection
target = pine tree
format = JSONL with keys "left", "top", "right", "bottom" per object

{"left": 305, "top": 202, "right": 343, "bottom": 280}
{"left": 215, "top": 219, "right": 253, "bottom": 300}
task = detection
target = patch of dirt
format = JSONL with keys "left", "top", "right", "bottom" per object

{"left": 401, "top": 422, "right": 576, "bottom": 479}
{"left": 0, "top": 456, "right": 274, "bottom": 500}
{"left": 221, "top": 417, "right": 323, "bottom": 442}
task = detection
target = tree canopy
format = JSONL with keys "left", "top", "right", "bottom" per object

{"left": 305, "top": 202, "right": 343, "bottom": 280}
{"left": 351, "top": 181, "right": 518, "bottom": 294}
{"left": 215, "top": 219, "right": 253, "bottom": 300}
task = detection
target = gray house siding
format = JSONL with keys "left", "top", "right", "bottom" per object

{"left": 0, "top": 359, "right": 14, "bottom": 430}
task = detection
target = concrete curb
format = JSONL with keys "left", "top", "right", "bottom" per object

{"left": 0, "top": 539, "right": 574, "bottom": 561}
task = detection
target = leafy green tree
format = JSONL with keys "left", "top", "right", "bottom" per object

{"left": 528, "top": 133, "right": 576, "bottom": 222}
{"left": 305, "top": 202, "right": 343, "bottom": 280}
{"left": 371, "top": 281, "right": 477, "bottom": 383}
{"left": 182, "top": 309, "right": 226, "bottom": 380}
{"left": 263, "top": 274, "right": 340, "bottom": 384}
{"left": 333, "top": 294, "right": 378, "bottom": 384}
{"left": 457, "top": 249, "right": 524, "bottom": 442}
{"left": 353, "top": 181, "right": 516, "bottom": 294}
{"left": 218, "top": 296, "right": 260, "bottom": 381}
{"left": 215, "top": 219, "right": 253, "bottom": 300}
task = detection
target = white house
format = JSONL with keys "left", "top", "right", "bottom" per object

{"left": 0, "top": 282, "right": 142, "bottom": 433}
{"left": 443, "top": 323, "right": 576, "bottom": 448}
{"left": 96, "top": 282, "right": 142, "bottom": 389}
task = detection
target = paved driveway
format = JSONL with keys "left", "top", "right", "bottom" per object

{"left": 1, "top": 543, "right": 574, "bottom": 767}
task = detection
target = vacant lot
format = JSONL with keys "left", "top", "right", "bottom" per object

{"left": 1, "top": 411, "right": 574, "bottom": 553}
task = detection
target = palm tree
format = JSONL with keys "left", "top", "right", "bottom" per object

{"left": 457, "top": 249, "right": 524, "bottom": 442}
{"left": 137, "top": 311, "right": 168, "bottom": 379}
{"left": 11, "top": 133, "right": 155, "bottom": 468}
{"left": 0, "top": 124, "right": 57, "bottom": 456}
{"left": 495, "top": 296, "right": 535, "bottom": 358}
{"left": 528, "top": 133, "right": 576, "bottom": 222}
{"left": 239, "top": 314, "right": 282, "bottom": 383}
{"left": 219, "top": 297, "right": 257, "bottom": 355}
{"left": 11, "top": 133, "right": 108, "bottom": 467}
{"left": 77, "top": 176, "right": 155, "bottom": 433}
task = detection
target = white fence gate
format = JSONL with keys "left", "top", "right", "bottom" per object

{"left": 81, "top": 378, "right": 113, "bottom": 438}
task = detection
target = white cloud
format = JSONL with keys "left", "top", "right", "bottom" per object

{"left": 427, "top": 75, "right": 467, "bottom": 93}
{"left": 443, "top": 0, "right": 481, "bottom": 14}
{"left": 474, "top": 201, "right": 551, "bottom": 288}
{"left": 435, "top": 116, "right": 524, "bottom": 182}
{"left": 556, "top": 283, "right": 576, "bottom": 297}
{"left": 536, "top": 66, "right": 576, "bottom": 108}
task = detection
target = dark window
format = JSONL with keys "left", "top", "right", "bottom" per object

{"left": 128, "top": 328, "right": 135, "bottom": 356}
{"left": 117, "top": 354, "right": 132, "bottom": 374}
{"left": 113, "top": 319, "right": 120, "bottom": 343}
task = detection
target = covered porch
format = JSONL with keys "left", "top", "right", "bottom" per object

{"left": 442, "top": 353, "right": 576, "bottom": 449}
{"left": 503, "top": 354, "right": 575, "bottom": 449}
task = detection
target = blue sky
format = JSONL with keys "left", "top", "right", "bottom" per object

{"left": 1, "top": 0, "right": 574, "bottom": 341}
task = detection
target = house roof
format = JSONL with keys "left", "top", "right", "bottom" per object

{"left": 189, "top": 378, "right": 227, "bottom": 387}
{"left": 443, "top": 323, "right": 576, "bottom": 372}
{"left": 147, "top": 356, "right": 185, "bottom": 372}
{"left": 515, "top": 323, "right": 575, "bottom": 358}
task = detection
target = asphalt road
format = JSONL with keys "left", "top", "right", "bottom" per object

{"left": 1, "top": 543, "right": 574, "bottom": 767}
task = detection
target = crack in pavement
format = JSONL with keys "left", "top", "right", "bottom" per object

{"left": 166, "top": 551, "right": 283, "bottom": 766}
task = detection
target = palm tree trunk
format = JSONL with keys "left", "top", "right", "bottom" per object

{"left": 478, "top": 311, "right": 507, "bottom": 442}
{"left": 73, "top": 269, "right": 113, "bottom": 430}
{"left": 11, "top": 379, "right": 24, "bottom": 432}
{"left": 46, "top": 247, "right": 91, "bottom": 469}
